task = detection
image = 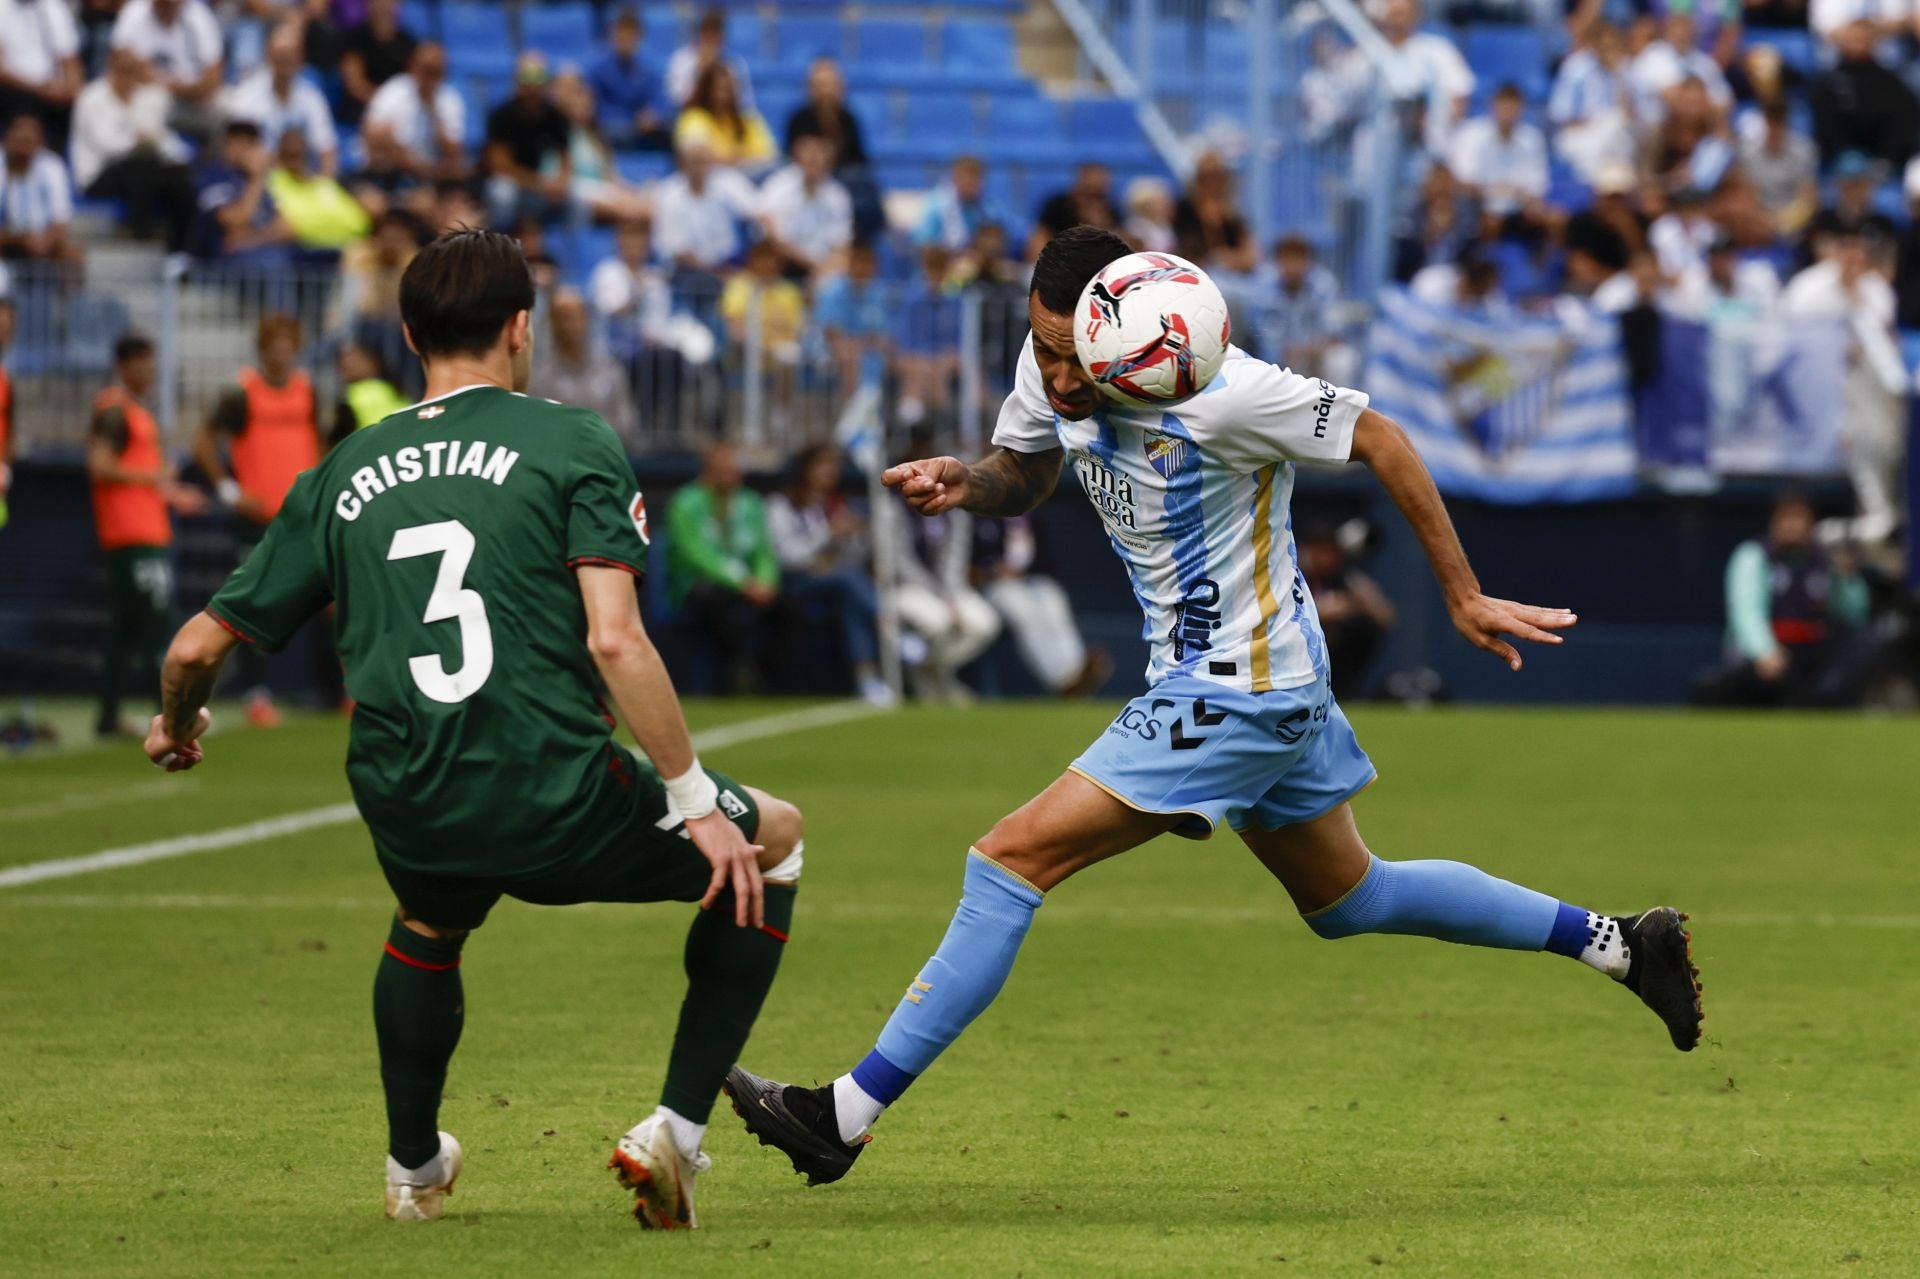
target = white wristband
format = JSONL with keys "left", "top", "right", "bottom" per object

{"left": 663, "top": 761, "right": 719, "bottom": 820}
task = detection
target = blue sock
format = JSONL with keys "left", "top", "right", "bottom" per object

{"left": 1305, "top": 854, "right": 1600, "bottom": 959}
{"left": 845, "top": 851, "right": 1045, "bottom": 1116}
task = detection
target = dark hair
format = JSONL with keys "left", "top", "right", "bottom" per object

{"left": 224, "top": 119, "right": 262, "bottom": 142}
{"left": 697, "top": 7, "right": 725, "bottom": 37}
{"left": 612, "top": 7, "right": 640, "bottom": 30}
{"left": 1494, "top": 81, "right": 1522, "bottom": 100}
{"left": 399, "top": 228, "right": 536, "bottom": 361}
{"left": 689, "top": 62, "right": 746, "bottom": 139}
{"left": 1564, "top": 212, "right": 1628, "bottom": 273}
{"left": 1030, "top": 224, "right": 1130, "bottom": 314}
{"left": 114, "top": 334, "right": 154, "bottom": 365}
{"left": 785, "top": 442, "right": 841, "bottom": 498}
{"left": 256, "top": 310, "right": 302, "bottom": 349}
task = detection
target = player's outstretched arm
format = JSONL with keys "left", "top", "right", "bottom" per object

{"left": 882, "top": 446, "right": 1064, "bottom": 518}
{"left": 144, "top": 613, "right": 239, "bottom": 771}
{"left": 577, "top": 565, "right": 766, "bottom": 928}
{"left": 1349, "top": 409, "right": 1576, "bottom": 671}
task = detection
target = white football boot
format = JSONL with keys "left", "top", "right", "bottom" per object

{"left": 609, "top": 1113, "right": 712, "bottom": 1230}
{"left": 384, "top": 1132, "right": 463, "bottom": 1221}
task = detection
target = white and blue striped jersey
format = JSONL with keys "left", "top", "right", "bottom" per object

{"left": 994, "top": 335, "right": 1370, "bottom": 694}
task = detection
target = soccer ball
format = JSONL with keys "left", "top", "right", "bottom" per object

{"left": 1075, "top": 252, "right": 1231, "bottom": 408}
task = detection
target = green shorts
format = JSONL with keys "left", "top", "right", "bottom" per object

{"left": 377, "top": 759, "right": 762, "bottom": 931}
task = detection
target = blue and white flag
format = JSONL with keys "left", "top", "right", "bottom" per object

{"left": 1365, "top": 288, "right": 1638, "bottom": 502}
{"left": 1702, "top": 314, "right": 1849, "bottom": 475}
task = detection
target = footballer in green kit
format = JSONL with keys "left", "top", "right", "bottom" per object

{"left": 144, "top": 230, "right": 803, "bottom": 1231}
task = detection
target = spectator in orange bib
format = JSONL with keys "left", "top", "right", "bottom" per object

{"left": 88, "top": 333, "right": 205, "bottom": 737}
{"left": 194, "top": 311, "right": 328, "bottom": 726}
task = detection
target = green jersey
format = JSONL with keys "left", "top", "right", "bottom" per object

{"left": 206, "top": 384, "right": 653, "bottom": 876}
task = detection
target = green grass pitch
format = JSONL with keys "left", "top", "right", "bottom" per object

{"left": 1, "top": 699, "right": 1915, "bottom": 1276}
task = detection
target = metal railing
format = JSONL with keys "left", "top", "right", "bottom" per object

{"left": 1063, "top": 0, "right": 1409, "bottom": 303}
{"left": 2, "top": 257, "right": 1035, "bottom": 466}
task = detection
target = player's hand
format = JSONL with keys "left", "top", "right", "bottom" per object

{"left": 145, "top": 707, "right": 213, "bottom": 772}
{"left": 685, "top": 808, "right": 766, "bottom": 929}
{"left": 882, "top": 456, "right": 971, "bottom": 516}
{"left": 1448, "top": 594, "right": 1576, "bottom": 672}
{"left": 1753, "top": 650, "right": 1789, "bottom": 682}
{"left": 165, "top": 482, "right": 210, "bottom": 516}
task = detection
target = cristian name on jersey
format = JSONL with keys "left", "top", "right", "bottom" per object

{"left": 333, "top": 437, "right": 523, "bottom": 521}
{"left": 993, "top": 336, "right": 1369, "bottom": 694}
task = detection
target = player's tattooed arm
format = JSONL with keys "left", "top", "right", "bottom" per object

{"left": 144, "top": 613, "right": 240, "bottom": 771}
{"left": 1350, "top": 408, "right": 1577, "bottom": 672}
{"left": 883, "top": 446, "right": 1064, "bottom": 518}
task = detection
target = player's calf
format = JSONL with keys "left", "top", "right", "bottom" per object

{"left": 634, "top": 787, "right": 805, "bottom": 1226}
{"left": 377, "top": 913, "right": 468, "bottom": 1222}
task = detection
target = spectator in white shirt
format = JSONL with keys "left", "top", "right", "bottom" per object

{"left": 110, "top": 0, "right": 225, "bottom": 138}
{"left": 1782, "top": 228, "right": 1904, "bottom": 542}
{"left": 1647, "top": 194, "right": 1721, "bottom": 279}
{"left": 1377, "top": 0, "right": 1475, "bottom": 158}
{"left": 1666, "top": 231, "right": 1782, "bottom": 320}
{"left": 223, "top": 22, "right": 339, "bottom": 176}
{"left": 665, "top": 7, "right": 755, "bottom": 111}
{"left": 1447, "top": 83, "right": 1550, "bottom": 226}
{"left": 758, "top": 134, "right": 852, "bottom": 280}
{"left": 1549, "top": 21, "right": 1637, "bottom": 182}
{"left": 589, "top": 217, "right": 675, "bottom": 353}
{"left": 0, "top": 0, "right": 83, "bottom": 144}
{"left": 1627, "top": 13, "right": 1732, "bottom": 126}
{"left": 70, "top": 46, "right": 194, "bottom": 251}
{"left": 1809, "top": 0, "right": 1915, "bottom": 50}
{"left": 0, "top": 114, "right": 75, "bottom": 262}
{"left": 651, "top": 137, "right": 756, "bottom": 274}
{"left": 360, "top": 42, "right": 468, "bottom": 181}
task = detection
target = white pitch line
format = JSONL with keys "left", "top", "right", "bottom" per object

{"left": 0, "top": 701, "right": 886, "bottom": 892}
{"left": 0, "top": 776, "right": 198, "bottom": 825}
{"left": 687, "top": 699, "right": 886, "bottom": 751}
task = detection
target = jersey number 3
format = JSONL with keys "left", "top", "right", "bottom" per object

{"left": 388, "top": 520, "right": 494, "bottom": 704}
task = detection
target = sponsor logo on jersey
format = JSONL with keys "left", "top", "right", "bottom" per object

{"left": 1170, "top": 577, "right": 1223, "bottom": 660}
{"left": 1107, "top": 696, "right": 1176, "bottom": 741}
{"left": 1312, "top": 379, "right": 1336, "bottom": 439}
{"left": 718, "top": 788, "right": 749, "bottom": 819}
{"left": 419, "top": 405, "right": 446, "bottom": 420}
{"left": 1143, "top": 430, "right": 1188, "bottom": 480}
{"left": 630, "top": 492, "right": 650, "bottom": 544}
{"left": 1073, "top": 453, "right": 1138, "bottom": 531}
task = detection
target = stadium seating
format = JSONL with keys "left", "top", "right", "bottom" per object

{"left": 1462, "top": 25, "right": 1551, "bottom": 105}
{"left": 852, "top": 17, "right": 935, "bottom": 85}
{"left": 773, "top": 13, "right": 846, "bottom": 68}
{"left": 942, "top": 20, "right": 1024, "bottom": 88}
{"left": 442, "top": 1, "right": 515, "bottom": 78}
{"left": 400, "top": 0, "right": 438, "bottom": 40}
{"left": 519, "top": 4, "right": 598, "bottom": 68}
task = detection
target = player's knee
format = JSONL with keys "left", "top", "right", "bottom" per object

{"left": 395, "top": 907, "right": 468, "bottom": 942}
{"left": 974, "top": 816, "right": 1064, "bottom": 891}
{"left": 750, "top": 790, "right": 804, "bottom": 880}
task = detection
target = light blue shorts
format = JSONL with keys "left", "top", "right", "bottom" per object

{"left": 1069, "top": 673, "right": 1377, "bottom": 839}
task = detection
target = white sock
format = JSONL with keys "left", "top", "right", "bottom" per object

{"left": 831, "top": 1074, "right": 885, "bottom": 1145}
{"left": 1577, "top": 912, "right": 1632, "bottom": 979}
{"left": 387, "top": 1144, "right": 446, "bottom": 1186}
{"left": 657, "top": 1106, "right": 706, "bottom": 1161}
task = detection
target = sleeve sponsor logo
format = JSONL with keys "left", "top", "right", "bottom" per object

{"left": 630, "top": 493, "right": 650, "bottom": 544}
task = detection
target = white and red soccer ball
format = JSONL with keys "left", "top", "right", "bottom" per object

{"left": 1074, "top": 252, "right": 1231, "bottom": 408}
